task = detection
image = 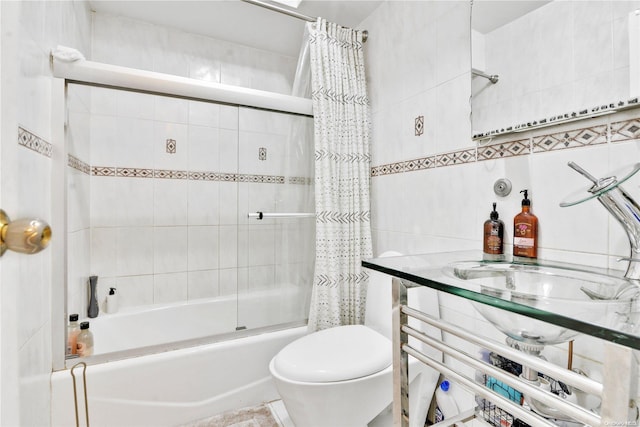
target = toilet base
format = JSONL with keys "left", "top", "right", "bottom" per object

{"left": 270, "top": 355, "right": 436, "bottom": 427}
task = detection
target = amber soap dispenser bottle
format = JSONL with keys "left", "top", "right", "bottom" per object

{"left": 513, "top": 189, "right": 538, "bottom": 259}
{"left": 483, "top": 202, "right": 504, "bottom": 260}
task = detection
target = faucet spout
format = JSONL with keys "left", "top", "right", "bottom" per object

{"left": 564, "top": 162, "right": 640, "bottom": 280}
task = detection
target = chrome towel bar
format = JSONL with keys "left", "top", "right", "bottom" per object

{"left": 248, "top": 211, "right": 315, "bottom": 220}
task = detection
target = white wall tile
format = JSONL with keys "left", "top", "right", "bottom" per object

{"left": 188, "top": 125, "right": 219, "bottom": 171}
{"left": 154, "top": 272, "right": 188, "bottom": 303}
{"left": 116, "top": 117, "right": 155, "bottom": 169}
{"left": 187, "top": 180, "right": 220, "bottom": 226}
{"left": 116, "top": 275, "right": 155, "bottom": 308}
{"left": 153, "top": 179, "right": 188, "bottom": 226}
{"left": 188, "top": 226, "right": 220, "bottom": 271}
{"left": 115, "top": 177, "right": 154, "bottom": 227}
{"left": 188, "top": 100, "right": 220, "bottom": 127}
{"left": 116, "top": 227, "right": 155, "bottom": 276}
{"left": 219, "top": 268, "right": 238, "bottom": 296}
{"left": 154, "top": 226, "right": 189, "bottom": 274}
{"left": 188, "top": 270, "right": 220, "bottom": 300}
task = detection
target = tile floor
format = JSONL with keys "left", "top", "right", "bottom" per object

{"left": 181, "top": 400, "right": 293, "bottom": 427}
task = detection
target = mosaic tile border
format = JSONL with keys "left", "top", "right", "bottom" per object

{"left": 68, "top": 153, "right": 310, "bottom": 186}
{"left": 68, "top": 154, "right": 90, "bottom": 174}
{"left": 90, "top": 165, "right": 288, "bottom": 184}
{"left": 472, "top": 96, "right": 640, "bottom": 140}
{"left": 477, "top": 139, "right": 529, "bottom": 161}
{"left": 18, "top": 126, "right": 52, "bottom": 158}
{"left": 611, "top": 117, "right": 640, "bottom": 143}
{"left": 373, "top": 115, "right": 640, "bottom": 177}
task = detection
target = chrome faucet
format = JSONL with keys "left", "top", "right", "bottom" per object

{"left": 562, "top": 162, "right": 640, "bottom": 280}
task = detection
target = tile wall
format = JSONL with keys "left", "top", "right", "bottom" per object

{"left": 1, "top": 1, "right": 92, "bottom": 425}
{"left": 66, "top": 13, "right": 314, "bottom": 325}
{"left": 472, "top": 1, "right": 638, "bottom": 136}
{"left": 361, "top": 0, "right": 640, "bottom": 413}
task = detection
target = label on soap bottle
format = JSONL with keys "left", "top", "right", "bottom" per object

{"left": 514, "top": 222, "right": 536, "bottom": 257}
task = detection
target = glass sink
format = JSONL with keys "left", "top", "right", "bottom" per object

{"left": 442, "top": 260, "right": 640, "bottom": 345}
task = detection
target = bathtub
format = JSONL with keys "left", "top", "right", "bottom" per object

{"left": 51, "top": 288, "right": 309, "bottom": 426}
{"left": 88, "top": 286, "right": 309, "bottom": 354}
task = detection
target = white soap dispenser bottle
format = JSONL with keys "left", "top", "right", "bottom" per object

{"left": 105, "top": 287, "right": 118, "bottom": 314}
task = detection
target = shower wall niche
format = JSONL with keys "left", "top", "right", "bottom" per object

{"left": 66, "top": 82, "right": 314, "bottom": 356}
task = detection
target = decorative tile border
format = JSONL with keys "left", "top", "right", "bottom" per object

{"left": 371, "top": 156, "right": 434, "bottom": 177}
{"left": 532, "top": 125, "right": 607, "bottom": 153}
{"left": 611, "top": 118, "right": 640, "bottom": 144}
{"left": 90, "top": 165, "right": 288, "bottom": 184}
{"left": 288, "top": 176, "right": 313, "bottom": 185}
{"left": 472, "top": 96, "right": 639, "bottom": 140}
{"left": 189, "top": 171, "right": 220, "bottom": 181}
{"left": 373, "top": 113, "right": 640, "bottom": 177}
{"left": 68, "top": 154, "right": 90, "bottom": 174}
{"left": 436, "top": 148, "right": 476, "bottom": 167}
{"left": 478, "top": 139, "right": 529, "bottom": 161}
{"left": 18, "top": 126, "right": 52, "bottom": 158}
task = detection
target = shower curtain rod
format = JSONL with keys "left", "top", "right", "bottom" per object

{"left": 240, "top": 0, "right": 368, "bottom": 42}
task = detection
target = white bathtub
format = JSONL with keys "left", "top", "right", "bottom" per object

{"left": 88, "top": 286, "right": 308, "bottom": 354}
{"left": 51, "top": 288, "right": 309, "bottom": 426}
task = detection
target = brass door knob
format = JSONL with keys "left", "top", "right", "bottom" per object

{"left": 0, "top": 209, "right": 52, "bottom": 256}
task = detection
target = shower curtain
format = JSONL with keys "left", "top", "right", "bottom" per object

{"left": 307, "top": 18, "right": 373, "bottom": 331}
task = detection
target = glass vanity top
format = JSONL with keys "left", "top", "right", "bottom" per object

{"left": 362, "top": 250, "right": 640, "bottom": 350}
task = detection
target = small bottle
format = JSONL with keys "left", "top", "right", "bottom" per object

{"left": 483, "top": 202, "right": 504, "bottom": 260}
{"left": 105, "top": 287, "right": 118, "bottom": 314}
{"left": 66, "top": 314, "right": 80, "bottom": 356}
{"left": 76, "top": 321, "right": 94, "bottom": 357}
{"left": 513, "top": 189, "right": 538, "bottom": 260}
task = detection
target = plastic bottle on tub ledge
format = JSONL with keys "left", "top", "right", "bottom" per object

{"left": 105, "top": 287, "right": 118, "bottom": 314}
{"left": 76, "top": 321, "right": 94, "bottom": 357}
{"left": 66, "top": 313, "right": 80, "bottom": 356}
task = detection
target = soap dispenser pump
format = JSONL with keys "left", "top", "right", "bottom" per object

{"left": 513, "top": 189, "right": 538, "bottom": 259}
{"left": 483, "top": 202, "right": 504, "bottom": 260}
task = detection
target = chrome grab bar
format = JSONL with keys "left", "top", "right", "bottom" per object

{"left": 247, "top": 212, "right": 315, "bottom": 220}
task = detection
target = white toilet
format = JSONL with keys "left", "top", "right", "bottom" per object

{"left": 269, "top": 251, "right": 442, "bottom": 427}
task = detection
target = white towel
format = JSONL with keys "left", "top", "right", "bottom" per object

{"left": 51, "top": 45, "right": 85, "bottom": 62}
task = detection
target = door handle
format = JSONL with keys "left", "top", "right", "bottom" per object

{"left": 0, "top": 209, "right": 51, "bottom": 256}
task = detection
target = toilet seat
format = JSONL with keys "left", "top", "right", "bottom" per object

{"left": 273, "top": 324, "right": 391, "bottom": 383}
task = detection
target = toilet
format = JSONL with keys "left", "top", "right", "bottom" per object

{"left": 269, "top": 251, "right": 442, "bottom": 427}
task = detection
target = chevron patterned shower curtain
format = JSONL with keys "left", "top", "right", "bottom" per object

{"left": 307, "top": 18, "right": 373, "bottom": 331}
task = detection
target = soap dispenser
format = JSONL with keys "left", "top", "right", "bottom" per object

{"left": 483, "top": 202, "right": 504, "bottom": 260}
{"left": 105, "top": 287, "right": 118, "bottom": 314}
{"left": 513, "top": 189, "right": 538, "bottom": 259}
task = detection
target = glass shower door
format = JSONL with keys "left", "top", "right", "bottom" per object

{"left": 237, "top": 107, "right": 315, "bottom": 330}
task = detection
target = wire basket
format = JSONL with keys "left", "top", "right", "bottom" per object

{"left": 476, "top": 353, "right": 531, "bottom": 427}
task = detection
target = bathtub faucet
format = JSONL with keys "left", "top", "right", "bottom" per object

{"left": 562, "top": 162, "right": 640, "bottom": 281}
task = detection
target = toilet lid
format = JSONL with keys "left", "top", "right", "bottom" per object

{"left": 273, "top": 325, "right": 392, "bottom": 382}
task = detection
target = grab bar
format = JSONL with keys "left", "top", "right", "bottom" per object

{"left": 248, "top": 212, "right": 315, "bottom": 220}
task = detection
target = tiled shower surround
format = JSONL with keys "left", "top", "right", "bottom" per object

{"left": 66, "top": 85, "right": 313, "bottom": 317}
{"left": 64, "top": 12, "right": 313, "bottom": 319}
